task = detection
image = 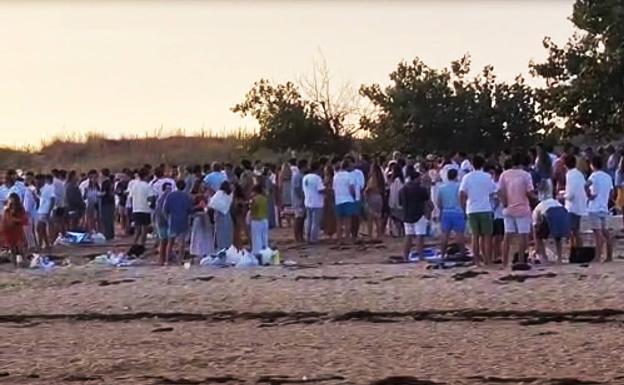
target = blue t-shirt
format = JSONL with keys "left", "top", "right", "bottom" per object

{"left": 164, "top": 191, "right": 193, "bottom": 234}
{"left": 438, "top": 181, "right": 462, "bottom": 214}
{"left": 203, "top": 172, "right": 227, "bottom": 192}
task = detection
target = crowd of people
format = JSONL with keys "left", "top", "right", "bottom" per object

{"left": 1, "top": 143, "right": 622, "bottom": 268}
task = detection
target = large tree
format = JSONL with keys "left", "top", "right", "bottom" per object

{"left": 360, "top": 55, "right": 540, "bottom": 154}
{"left": 531, "top": 0, "right": 624, "bottom": 139}
{"left": 233, "top": 77, "right": 354, "bottom": 154}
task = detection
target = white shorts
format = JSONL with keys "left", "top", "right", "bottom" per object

{"left": 504, "top": 215, "right": 532, "bottom": 234}
{"left": 404, "top": 216, "right": 429, "bottom": 236}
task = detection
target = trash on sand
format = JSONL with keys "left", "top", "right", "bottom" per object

{"left": 92, "top": 252, "right": 139, "bottom": 267}
{"left": 30, "top": 254, "right": 55, "bottom": 269}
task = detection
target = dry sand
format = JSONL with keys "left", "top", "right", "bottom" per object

{"left": 1, "top": 228, "right": 624, "bottom": 385}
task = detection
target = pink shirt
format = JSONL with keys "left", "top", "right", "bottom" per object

{"left": 499, "top": 168, "right": 534, "bottom": 217}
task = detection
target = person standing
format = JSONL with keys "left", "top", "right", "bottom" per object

{"left": 129, "top": 168, "right": 156, "bottom": 246}
{"left": 333, "top": 159, "right": 356, "bottom": 243}
{"left": 302, "top": 161, "right": 325, "bottom": 244}
{"left": 437, "top": 168, "right": 466, "bottom": 258}
{"left": 51, "top": 169, "right": 67, "bottom": 240}
{"left": 164, "top": 180, "right": 193, "bottom": 264}
{"left": 189, "top": 180, "right": 214, "bottom": 260}
{"left": 203, "top": 162, "right": 227, "bottom": 194}
{"left": 587, "top": 156, "right": 614, "bottom": 262}
{"left": 154, "top": 182, "right": 173, "bottom": 265}
{"left": 498, "top": 152, "right": 536, "bottom": 268}
{"left": 250, "top": 183, "right": 270, "bottom": 253}
{"left": 210, "top": 181, "right": 234, "bottom": 250}
{"left": 291, "top": 159, "right": 308, "bottom": 243}
{"left": 348, "top": 157, "right": 366, "bottom": 239}
{"left": 399, "top": 169, "right": 431, "bottom": 261}
{"left": 365, "top": 162, "right": 386, "bottom": 241}
{"left": 459, "top": 155, "right": 496, "bottom": 265}
{"left": 564, "top": 154, "right": 588, "bottom": 249}
{"left": 99, "top": 169, "right": 116, "bottom": 240}
{"left": 2, "top": 193, "right": 29, "bottom": 264}
{"left": 36, "top": 174, "right": 56, "bottom": 250}
{"left": 22, "top": 173, "right": 39, "bottom": 251}
{"left": 83, "top": 170, "right": 101, "bottom": 233}
{"left": 278, "top": 161, "right": 293, "bottom": 227}
{"left": 321, "top": 162, "right": 337, "bottom": 239}
{"left": 65, "top": 171, "right": 86, "bottom": 231}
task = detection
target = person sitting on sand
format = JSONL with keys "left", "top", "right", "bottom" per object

{"left": 532, "top": 180, "right": 570, "bottom": 264}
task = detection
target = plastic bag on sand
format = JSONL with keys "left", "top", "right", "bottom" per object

{"left": 236, "top": 250, "right": 259, "bottom": 268}
{"left": 92, "top": 252, "right": 137, "bottom": 267}
{"left": 199, "top": 253, "right": 227, "bottom": 267}
{"left": 257, "top": 248, "right": 281, "bottom": 266}
{"left": 91, "top": 233, "right": 106, "bottom": 244}
{"left": 224, "top": 246, "right": 240, "bottom": 265}
{"left": 30, "top": 254, "right": 55, "bottom": 269}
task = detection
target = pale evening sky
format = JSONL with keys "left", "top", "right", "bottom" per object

{"left": 0, "top": 0, "right": 575, "bottom": 148}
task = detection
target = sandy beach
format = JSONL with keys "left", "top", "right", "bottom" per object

{"left": 1, "top": 229, "right": 624, "bottom": 385}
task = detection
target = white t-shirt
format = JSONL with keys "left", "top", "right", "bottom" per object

{"left": 130, "top": 180, "right": 156, "bottom": 213}
{"left": 24, "top": 186, "right": 39, "bottom": 217}
{"left": 350, "top": 169, "right": 365, "bottom": 201}
{"left": 53, "top": 178, "right": 66, "bottom": 208}
{"left": 151, "top": 177, "right": 176, "bottom": 197}
{"left": 37, "top": 183, "right": 56, "bottom": 215}
{"left": 532, "top": 198, "right": 563, "bottom": 225}
{"left": 333, "top": 171, "right": 355, "bottom": 205}
{"left": 302, "top": 173, "right": 325, "bottom": 209}
{"left": 588, "top": 170, "right": 613, "bottom": 213}
{"left": 126, "top": 179, "right": 138, "bottom": 208}
{"left": 459, "top": 170, "right": 496, "bottom": 214}
{"left": 565, "top": 169, "right": 588, "bottom": 216}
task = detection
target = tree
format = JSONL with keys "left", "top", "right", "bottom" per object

{"left": 531, "top": 0, "right": 624, "bottom": 139}
{"left": 298, "top": 51, "right": 368, "bottom": 146}
{"left": 360, "top": 55, "right": 541, "bottom": 154}
{"left": 232, "top": 79, "right": 327, "bottom": 152}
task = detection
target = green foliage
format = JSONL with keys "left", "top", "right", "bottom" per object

{"left": 531, "top": 0, "right": 624, "bottom": 139}
{"left": 360, "top": 55, "right": 541, "bottom": 154}
{"left": 232, "top": 79, "right": 352, "bottom": 154}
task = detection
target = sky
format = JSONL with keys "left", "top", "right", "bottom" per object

{"left": 0, "top": 0, "right": 576, "bottom": 148}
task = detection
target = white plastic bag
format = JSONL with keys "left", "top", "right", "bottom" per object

{"left": 236, "top": 250, "right": 259, "bottom": 268}
{"left": 225, "top": 246, "right": 240, "bottom": 266}
{"left": 209, "top": 190, "right": 233, "bottom": 215}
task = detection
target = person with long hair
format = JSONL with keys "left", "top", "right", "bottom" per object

{"left": 189, "top": 178, "right": 214, "bottom": 260}
{"left": 210, "top": 181, "right": 234, "bottom": 250}
{"left": 83, "top": 170, "right": 101, "bottom": 233}
{"left": 232, "top": 182, "right": 249, "bottom": 249}
{"left": 365, "top": 161, "right": 386, "bottom": 240}
{"left": 321, "top": 162, "right": 337, "bottom": 239}
{"left": 535, "top": 144, "right": 554, "bottom": 200}
{"left": 2, "top": 193, "right": 28, "bottom": 264}
{"left": 277, "top": 160, "right": 293, "bottom": 227}
{"left": 387, "top": 162, "right": 405, "bottom": 237}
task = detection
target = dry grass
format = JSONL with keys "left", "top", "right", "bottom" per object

{"left": 0, "top": 130, "right": 256, "bottom": 171}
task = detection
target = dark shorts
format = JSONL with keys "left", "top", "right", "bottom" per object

{"left": 493, "top": 218, "right": 505, "bottom": 236}
{"left": 336, "top": 202, "right": 357, "bottom": 218}
{"left": 133, "top": 212, "right": 152, "bottom": 226}
{"left": 569, "top": 213, "right": 582, "bottom": 232}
